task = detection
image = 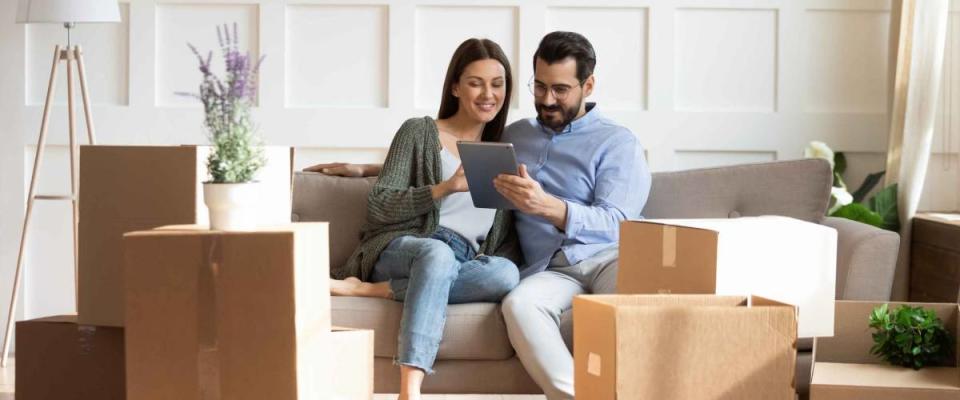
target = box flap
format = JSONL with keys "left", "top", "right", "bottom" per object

{"left": 812, "top": 362, "right": 960, "bottom": 391}
{"left": 573, "top": 296, "right": 618, "bottom": 400}
{"left": 583, "top": 294, "right": 747, "bottom": 308}
{"left": 623, "top": 219, "right": 718, "bottom": 233}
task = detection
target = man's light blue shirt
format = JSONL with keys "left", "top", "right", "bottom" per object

{"left": 503, "top": 103, "right": 651, "bottom": 278}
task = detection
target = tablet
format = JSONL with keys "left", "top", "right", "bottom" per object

{"left": 456, "top": 141, "right": 519, "bottom": 210}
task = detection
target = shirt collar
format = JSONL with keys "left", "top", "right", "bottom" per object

{"left": 539, "top": 102, "right": 600, "bottom": 135}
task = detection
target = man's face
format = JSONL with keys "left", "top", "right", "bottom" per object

{"left": 533, "top": 57, "right": 586, "bottom": 131}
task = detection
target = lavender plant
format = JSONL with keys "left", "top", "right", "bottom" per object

{"left": 179, "top": 23, "right": 266, "bottom": 183}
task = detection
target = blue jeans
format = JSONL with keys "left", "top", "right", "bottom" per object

{"left": 370, "top": 226, "right": 519, "bottom": 374}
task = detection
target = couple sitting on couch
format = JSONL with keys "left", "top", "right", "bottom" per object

{"left": 314, "top": 32, "right": 651, "bottom": 400}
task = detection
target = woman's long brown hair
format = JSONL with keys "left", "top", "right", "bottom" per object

{"left": 437, "top": 38, "right": 513, "bottom": 142}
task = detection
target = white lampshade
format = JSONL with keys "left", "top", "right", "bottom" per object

{"left": 16, "top": 0, "right": 121, "bottom": 24}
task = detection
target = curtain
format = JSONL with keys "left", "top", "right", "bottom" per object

{"left": 885, "top": 0, "right": 950, "bottom": 300}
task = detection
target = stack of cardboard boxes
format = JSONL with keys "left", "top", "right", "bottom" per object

{"left": 574, "top": 216, "right": 960, "bottom": 399}
{"left": 15, "top": 146, "right": 373, "bottom": 399}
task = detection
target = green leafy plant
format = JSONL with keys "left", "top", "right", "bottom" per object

{"left": 869, "top": 304, "right": 953, "bottom": 369}
{"left": 804, "top": 141, "right": 900, "bottom": 231}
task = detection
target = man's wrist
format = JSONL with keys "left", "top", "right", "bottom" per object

{"left": 542, "top": 195, "right": 568, "bottom": 228}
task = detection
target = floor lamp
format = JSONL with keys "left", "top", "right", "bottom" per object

{"left": 1, "top": 0, "right": 121, "bottom": 368}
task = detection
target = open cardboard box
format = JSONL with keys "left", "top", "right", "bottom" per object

{"left": 574, "top": 294, "right": 797, "bottom": 399}
{"left": 79, "top": 145, "right": 293, "bottom": 327}
{"left": 618, "top": 216, "right": 836, "bottom": 338}
{"left": 810, "top": 301, "right": 960, "bottom": 399}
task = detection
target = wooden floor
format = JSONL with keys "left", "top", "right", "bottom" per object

{"left": 0, "top": 358, "right": 544, "bottom": 400}
{"left": 0, "top": 358, "right": 12, "bottom": 400}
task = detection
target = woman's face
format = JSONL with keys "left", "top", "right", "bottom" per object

{"left": 452, "top": 59, "right": 507, "bottom": 124}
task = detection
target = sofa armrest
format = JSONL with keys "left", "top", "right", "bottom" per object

{"left": 823, "top": 216, "right": 899, "bottom": 301}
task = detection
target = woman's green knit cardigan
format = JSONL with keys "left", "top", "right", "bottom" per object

{"left": 333, "top": 116, "right": 523, "bottom": 281}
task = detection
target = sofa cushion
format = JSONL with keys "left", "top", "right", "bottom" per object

{"left": 331, "top": 296, "right": 515, "bottom": 361}
{"left": 291, "top": 172, "right": 376, "bottom": 269}
{"left": 642, "top": 158, "right": 832, "bottom": 223}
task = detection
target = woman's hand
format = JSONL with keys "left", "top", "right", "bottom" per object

{"left": 303, "top": 163, "right": 381, "bottom": 177}
{"left": 432, "top": 166, "right": 469, "bottom": 199}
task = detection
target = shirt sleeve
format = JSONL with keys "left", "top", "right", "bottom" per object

{"left": 561, "top": 132, "right": 652, "bottom": 243}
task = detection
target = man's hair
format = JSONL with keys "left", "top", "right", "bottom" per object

{"left": 532, "top": 31, "right": 596, "bottom": 82}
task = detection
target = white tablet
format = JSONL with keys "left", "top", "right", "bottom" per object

{"left": 456, "top": 141, "right": 519, "bottom": 210}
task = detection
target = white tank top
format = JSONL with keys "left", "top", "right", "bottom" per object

{"left": 438, "top": 146, "right": 497, "bottom": 251}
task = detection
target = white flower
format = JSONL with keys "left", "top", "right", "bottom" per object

{"left": 828, "top": 186, "right": 854, "bottom": 214}
{"left": 804, "top": 141, "right": 835, "bottom": 170}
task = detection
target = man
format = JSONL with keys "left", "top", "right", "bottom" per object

{"left": 491, "top": 31, "right": 650, "bottom": 400}
{"left": 308, "top": 31, "right": 651, "bottom": 400}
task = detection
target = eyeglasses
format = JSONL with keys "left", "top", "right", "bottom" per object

{"left": 528, "top": 76, "right": 582, "bottom": 101}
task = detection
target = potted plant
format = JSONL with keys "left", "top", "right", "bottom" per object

{"left": 181, "top": 23, "right": 266, "bottom": 230}
{"left": 869, "top": 303, "right": 953, "bottom": 369}
{"left": 804, "top": 141, "right": 900, "bottom": 232}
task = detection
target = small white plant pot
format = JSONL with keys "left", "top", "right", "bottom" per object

{"left": 202, "top": 182, "right": 260, "bottom": 231}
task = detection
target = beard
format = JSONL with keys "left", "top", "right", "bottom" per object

{"left": 535, "top": 95, "right": 582, "bottom": 132}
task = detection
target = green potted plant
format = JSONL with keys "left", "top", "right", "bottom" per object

{"left": 804, "top": 141, "right": 900, "bottom": 232}
{"left": 180, "top": 24, "right": 266, "bottom": 230}
{"left": 869, "top": 303, "right": 953, "bottom": 369}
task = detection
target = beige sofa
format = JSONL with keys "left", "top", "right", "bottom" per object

{"left": 291, "top": 158, "right": 900, "bottom": 396}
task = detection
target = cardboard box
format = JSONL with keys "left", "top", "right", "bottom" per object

{"left": 810, "top": 301, "right": 960, "bottom": 399}
{"left": 618, "top": 216, "right": 837, "bottom": 338}
{"left": 329, "top": 327, "right": 375, "bottom": 400}
{"left": 79, "top": 145, "right": 293, "bottom": 327}
{"left": 15, "top": 315, "right": 125, "bottom": 400}
{"left": 123, "top": 223, "right": 329, "bottom": 400}
{"left": 574, "top": 294, "right": 797, "bottom": 400}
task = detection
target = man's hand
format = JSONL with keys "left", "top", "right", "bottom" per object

{"left": 494, "top": 164, "right": 567, "bottom": 228}
{"left": 303, "top": 163, "right": 381, "bottom": 177}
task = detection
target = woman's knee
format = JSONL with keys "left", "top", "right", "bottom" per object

{"left": 410, "top": 238, "right": 457, "bottom": 279}
{"left": 489, "top": 264, "right": 519, "bottom": 300}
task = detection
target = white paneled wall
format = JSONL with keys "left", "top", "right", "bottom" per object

{"left": 1, "top": 0, "right": 959, "bottom": 351}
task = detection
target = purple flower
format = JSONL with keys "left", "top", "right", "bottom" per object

{"left": 179, "top": 23, "right": 265, "bottom": 139}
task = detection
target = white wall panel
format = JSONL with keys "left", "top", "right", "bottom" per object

{"left": 22, "top": 147, "right": 76, "bottom": 319}
{"left": 414, "top": 6, "right": 518, "bottom": 110}
{"left": 674, "top": 150, "right": 776, "bottom": 170}
{"left": 155, "top": 3, "right": 259, "bottom": 106}
{"left": 285, "top": 5, "right": 388, "bottom": 108}
{"left": 805, "top": 10, "right": 889, "bottom": 113}
{"left": 674, "top": 8, "right": 778, "bottom": 112}
{"left": 546, "top": 7, "right": 647, "bottom": 110}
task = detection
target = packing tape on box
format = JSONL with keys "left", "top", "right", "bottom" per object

{"left": 587, "top": 352, "right": 602, "bottom": 377}
{"left": 662, "top": 225, "right": 677, "bottom": 268}
{"left": 198, "top": 235, "right": 223, "bottom": 400}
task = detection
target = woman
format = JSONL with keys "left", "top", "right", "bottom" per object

{"left": 327, "top": 38, "right": 521, "bottom": 400}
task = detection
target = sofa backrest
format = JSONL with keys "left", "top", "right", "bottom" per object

{"left": 292, "top": 173, "right": 376, "bottom": 271}
{"left": 642, "top": 158, "right": 832, "bottom": 222}
{"left": 292, "top": 158, "right": 833, "bottom": 269}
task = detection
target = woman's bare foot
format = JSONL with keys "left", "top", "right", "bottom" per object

{"left": 330, "top": 277, "right": 393, "bottom": 299}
